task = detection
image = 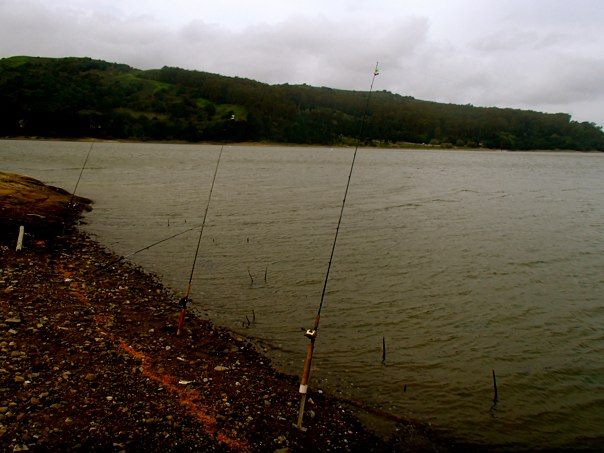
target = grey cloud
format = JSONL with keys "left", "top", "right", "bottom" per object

{"left": 471, "top": 29, "right": 574, "bottom": 53}
{"left": 170, "top": 14, "right": 431, "bottom": 89}
{"left": 0, "top": 0, "right": 602, "bottom": 125}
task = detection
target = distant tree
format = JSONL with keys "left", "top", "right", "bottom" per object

{"left": 1, "top": 56, "right": 603, "bottom": 150}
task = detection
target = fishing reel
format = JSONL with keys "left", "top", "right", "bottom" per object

{"left": 304, "top": 329, "right": 317, "bottom": 340}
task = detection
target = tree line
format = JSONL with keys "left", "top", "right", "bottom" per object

{"left": 1, "top": 56, "right": 603, "bottom": 151}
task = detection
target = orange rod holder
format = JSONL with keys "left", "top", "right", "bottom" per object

{"left": 296, "top": 330, "right": 317, "bottom": 431}
{"left": 296, "top": 322, "right": 318, "bottom": 429}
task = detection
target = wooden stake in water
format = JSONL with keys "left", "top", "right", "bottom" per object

{"left": 16, "top": 225, "right": 24, "bottom": 251}
{"left": 492, "top": 369, "right": 498, "bottom": 404}
{"left": 382, "top": 336, "right": 386, "bottom": 364}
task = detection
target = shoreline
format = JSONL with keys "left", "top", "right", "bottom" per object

{"left": 0, "top": 173, "right": 471, "bottom": 451}
{"left": 1, "top": 135, "right": 481, "bottom": 150}
{"left": 5, "top": 135, "right": 601, "bottom": 153}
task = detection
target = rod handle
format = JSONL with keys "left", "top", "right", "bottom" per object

{"left": 300, "top": 337, "right": 315, "bottom": 388}
{"left": 296, "top": 337, "right": 315, "bottom": 430}
{"left": 176, "top": 308, "right": 186, "bottom": 336}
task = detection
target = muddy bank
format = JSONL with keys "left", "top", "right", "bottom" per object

{"left": 0, "top": 171, "right": 91, "bottom": 239}
{"left": 0, "top": 174, "right": 467, "bottom": 451}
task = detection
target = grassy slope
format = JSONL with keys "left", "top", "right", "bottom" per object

{"left": 1, "top": 56, "right": 603, "bottom": 149}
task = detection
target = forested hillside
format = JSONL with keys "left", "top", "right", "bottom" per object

{"left": 1, "top": 56, "right": 603, "bottom": 150}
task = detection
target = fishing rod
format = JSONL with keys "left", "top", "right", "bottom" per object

{"left": 177, "top": 144, "right": 225, "bottom": 336}
{"left": 62, "top": 140, "right": 94, "bottom": 234}
{"left": 69, "top": 140, "right": 94, "bottom": 207}
{"left": 296, "top": 63, "right": 380, "bottom": 430}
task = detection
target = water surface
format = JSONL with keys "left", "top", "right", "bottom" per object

{"left": 2, "top": 140, "right": 603, "bottom": 448}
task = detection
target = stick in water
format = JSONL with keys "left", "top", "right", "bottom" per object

{"left": 16, "top": 225, "right": 25, "bottom": 251}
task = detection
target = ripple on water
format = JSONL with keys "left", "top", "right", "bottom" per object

{"left": 3, "top": 141, "right": 604, "bottom": 449}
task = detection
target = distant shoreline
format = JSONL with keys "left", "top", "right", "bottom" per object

{"left": 3, "top": 135, "right": 601, "bottom": 153}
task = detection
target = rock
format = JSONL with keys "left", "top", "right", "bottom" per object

{"left": 275, "top": 435, "right": 287, "bottom": 444}
{"left": 12, "top": 445, "right": 29, "bottom": 452}
{"left": 214, "top": 366, "right": 229, "bottom": 371}
{"left": 5, "top": 318, "right": 21, "bottom": 324}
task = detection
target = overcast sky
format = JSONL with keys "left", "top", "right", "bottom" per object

{"left": 1, "top": 0, "right": 602, "bottom": 125}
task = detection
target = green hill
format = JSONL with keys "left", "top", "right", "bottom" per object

{"left": 1, "top": 56, "right": 603, "bottom": 150}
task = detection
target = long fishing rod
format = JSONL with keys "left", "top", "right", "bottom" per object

{"left": 296, "top": 63, "right": 380, "bottom": 430}
{"left": 176, "top": 144, "right": 225, "bottom": 335}
{"left": 62, "top": 140, "right": 94, "bottom": 234}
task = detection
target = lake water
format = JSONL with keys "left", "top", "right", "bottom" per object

{"left": 2, "top": 139, "right": 603, "bottom": 449}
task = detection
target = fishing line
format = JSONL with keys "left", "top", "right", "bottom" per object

{"left": 296, "top": 63, "right": 380, "bottom": 429}
{"left": 94, "top": 222, "right": 204, "bottom": 274}
{"left": 177, "top": 144, "right": 225, "bottom": 335}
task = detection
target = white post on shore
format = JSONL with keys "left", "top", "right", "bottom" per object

{"left": 16, "top": 225, "right": 24, "bottom": 251}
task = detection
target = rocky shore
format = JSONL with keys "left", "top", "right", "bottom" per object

{"left": 0, "top": 172, "right": 462, "bottom": 451}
